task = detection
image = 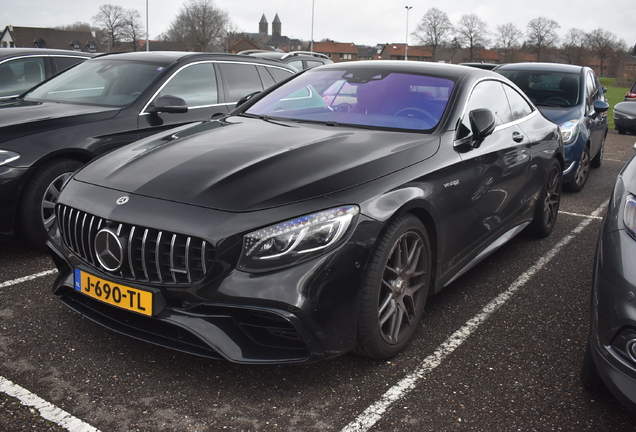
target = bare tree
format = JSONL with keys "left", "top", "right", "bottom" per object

{"left": 165, "top": 0, "right": 229, "bottom": 52}
{"left": 495, "top": 23, "right": 523, "bottom": 63}
{"left": 456, "top": 14, "right": 489, "bottom": 62}
{"left": 586, "top": 29, "right": 622, "bottom": 77}
{"left": 526, "top": 17, "right": 560, "bottom": 61}
{"left": 561, "top": 29, "right": 588, "bottom": 65}
{"left": 93, "top": 4, "right": 125, "bottom": 52}
{"left": 120, "top": 9, "right": 145, "bottom": 51}
{"left": 412, "top": 8, "right": 454, "bottom": 61}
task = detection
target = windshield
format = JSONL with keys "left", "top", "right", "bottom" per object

{"left": 245, "top": 68, "right": 455, "bottom": 131}
{"left": 498, "top": 70, "right": 581, "bottom": 108}
{"left": 25, "top": 59, "right": 167, "bottom": 107}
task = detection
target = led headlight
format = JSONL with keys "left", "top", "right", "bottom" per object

{"left": 624, "top": 194, "right": 636, "bottom": 240}
{"left": 238, "top": 205, "right": 359, "bottom": 272}
{"left": 0, "top": 150, "right": 20, "bottom": 167}
{"left": 559, "top": 120, "right": 579, "bottom": 144}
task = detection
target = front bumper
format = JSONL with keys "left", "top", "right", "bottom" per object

{"left": 561, "top": 137, "right": 585, "bottom": 183}
{"left": 589, "top": 227, "right": 636, "bottom": 412}
{"left": 48, "top": 181, "right": 380, "bottom": 364}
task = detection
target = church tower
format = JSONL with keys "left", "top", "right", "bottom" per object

{"left": 272, "top": 14, "right": 281, "bottom": 37}
{"left": 259, "top": 14, "right": 268, "bottom": 34}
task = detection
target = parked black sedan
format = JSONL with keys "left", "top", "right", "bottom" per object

{"left": 495, "top": 63, "right": 609, "bottom": 192}
{"left": 0, "top": 51, "right": 295, "bottom": 247}
{"left": 614, "top": 101, "right": 636, "bottom": 135}
{"left": 48, "top": 61, "right": 564, "bottom": 364}
{"left": 582, "top": 150, "right": 636, "bottom": 412}
{"left": 0, "top": 48, "right": 92, "bottom": 100}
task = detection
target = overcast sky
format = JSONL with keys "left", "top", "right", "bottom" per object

{"left": 1, "top": 0, "right": 633, "bottom": 49}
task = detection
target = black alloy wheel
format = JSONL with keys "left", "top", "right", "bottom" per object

{"left": 529, "top": 159, "right": 562, "bottom": 237}
{"left": 18, "top": 158, "right": 83, "bottom": 249}
{"left": 357, "top": 214, "right": 431, "bottom": 359}
{"left": 566, "top": 146, "right": 590, "bottom": 192}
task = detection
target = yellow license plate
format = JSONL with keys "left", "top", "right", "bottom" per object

{"left": 74, "top": 269, "right": 153, "bottom": 316}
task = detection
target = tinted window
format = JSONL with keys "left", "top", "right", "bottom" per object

{"left": 503, "top": 83, "right": 533, "bottom": 121}
{"left": 288, "top": 60, "right": 304, "bottom": 71}
{"left": 0, "top": 57, "right": 46, "bottom": 98}
{"left": 257, "top": 66, "right": 275, "bottom": 88}
{"left": 219, "top": 63, "right": 263, "bottom": 103}
{"left": 268, "top": 67, "right": 294, "bottom": 83}
{"left": 498, "top": 70, "right": 581, "bottom": 107}
{"left": 306, "top": 60, "right": 324, "bottom": 69}
{"left": 158, "top": 62, "right": 218, "bottom": 108}
{"left": 247, "top": 69, "right": 455, "bottom": 131}
{"left": 53, "top": 56, "right": 85, "bottom": 74}
{"left": 26, "top": 59, "right": 166, "bottom": 106}
{"left": 457, "top": 81, "right": 511, "bottom": 140}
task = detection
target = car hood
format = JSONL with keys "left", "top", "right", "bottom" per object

{"left": 0, "top": 99, "right": 120, "bottom": 144}
{"left": 615, "top": 102, "right": 636, "bottom": 115}
{"left": 74, "top": 117, "right": 440, "bottom": 212}
{"left": 536, "top": 105, "right": 582, "bottom": 126}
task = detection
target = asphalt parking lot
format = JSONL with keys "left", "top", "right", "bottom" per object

{"left": 2, "top": 130, "right": 636, "bottom": 431}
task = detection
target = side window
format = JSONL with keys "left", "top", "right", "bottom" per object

{"left": 53, "top": 56, "right": 85, "bottom": 74}
{"left": 288, "top": 60, "right": 304, "bottom": 71}
{"left": 0, "top": 57, "right": 46, "bottom": 98}
{"left": 158, "top": 62, "right": 218, "bottom": 108}
{"left": 503, "top": 84, "right": 533, "bottom": 121}
{"left": 306, "top": 60, "right": 324, "bottom": 69}
{"left": 257, "top": 66, "right": 276, "bottom": 89}
{"left": 457, "top": 81, "right": 511, "bottom": 140}
{"left": 219, "top": 63, "right": 264, "bottom": 103}
{"left": 268, "top": 67, "right": 294, "bottom": 83}
{"left": 586, "top": 71, "right": 601, "bottom": 112}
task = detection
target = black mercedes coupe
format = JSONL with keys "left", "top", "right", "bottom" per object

{"left": 48, "top": 62, "right": 564, "bottom": 364}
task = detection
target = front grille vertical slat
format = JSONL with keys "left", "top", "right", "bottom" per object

{"left": 141, "top": 229, "right": 150, "bottom": 281}
{"left": 155, "top": 231, "right": 163, "bottom": 283}
{"left": 128, "top": 226, "right": 136, "bottom": 279}
{"left": 185, "top": 237, "right": 192, "bottom": 284}
{"left": 56, "top": 204, "right": 214, "bottom": 286}
{"left": 170, "top": 234, "right": 177, "bottom": 284}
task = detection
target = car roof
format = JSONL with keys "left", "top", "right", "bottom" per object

{"left": 495, "top": 62, "right": 585, "bottom": 74}
{"left": 91, "top": 51, "right": 296, "bottom": 70}
{"left": 239, "top": 50, "right": 330, "bottom": 61}
{"left": 0, "top": 47, "right": 94, "bottom": 61}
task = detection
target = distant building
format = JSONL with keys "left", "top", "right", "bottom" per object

{"left": 0, "top": 25, "right": 102, "bottom": 52}
{"left": 312, "top": 41, "right": 358, "bottom": 63}
{"left": 378, "top": 43, "right": 432, "bottom": 61}
{"left": 236, "top": 14, "right": 303, "bottom": 53}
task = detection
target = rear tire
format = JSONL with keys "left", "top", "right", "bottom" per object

{"left": 529, "top": 159, "right": 561, "bottom": 237}
{"left": 591, "top": 138, "right": 604, "bottom": 169}
{"left": 356, "top": 214, "right": 431, "bottom": 359}
{"left": 18, "top": 158, "right": 83, "bottom": 249}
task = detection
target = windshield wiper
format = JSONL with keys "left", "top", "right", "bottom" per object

{"left": 238, "top": 112, "right": 292, "bottom": 127}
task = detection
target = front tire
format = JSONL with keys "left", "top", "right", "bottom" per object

{"left": 565, "top": 146, "right": 590, "bottom": 192}
{"left": 356, "top": 214, "right": 431, "bottom": 359}
{"left": 18, "top": 158, "right": 83, "bottom": 249}
{"left": 528, "top": 159, "right": 561, "bottom": 237}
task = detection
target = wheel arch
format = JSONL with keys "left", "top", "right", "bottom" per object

{"left": 18, "top": 149, "right": 95, "bottom": 196}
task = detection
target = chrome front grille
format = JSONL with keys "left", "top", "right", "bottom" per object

{"left": 57, "top": 204, "right": 215, "bottom": 285}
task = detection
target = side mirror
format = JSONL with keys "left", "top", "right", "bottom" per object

{"left": 594, "top": 100, "right": 610, "bottom": 114}
{"left": 602, "top": 87, "right": 608, "bottom": 94}
{"left": 469, "top": 108, "right": 496, "bottom": 147}
{"left": 236, "top": 91, "right": 261, "bottom": 108}
{"left": 146, "top": 95, "right": 188, "bottom": 114}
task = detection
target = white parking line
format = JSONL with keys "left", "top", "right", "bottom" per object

{"left": 341, "top": 201, "right": 608, "bottom": 432}
{"left": 0, "top": 376, "right": 101, "bottom": 432}
{"left": 0, "top": 269, "right": 57, "bottom": 289}
{"left": 559, "top": 210, "right": 603, "bottom": 220}
{"left": 1, "top": 268, "right": 101, "bottom": 431}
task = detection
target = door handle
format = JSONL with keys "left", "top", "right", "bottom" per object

{"left": 512, "top": 132, "right": 525, "bottom": 143}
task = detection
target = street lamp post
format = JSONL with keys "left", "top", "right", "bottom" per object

{"left": 310, "top": 0, "right": 315, "bottom": 52}
{"left": 404, "top": 6, "right": 412, "bottom": 60}
{"left": 146, "top": 0, "right": 149, "bottom": 51}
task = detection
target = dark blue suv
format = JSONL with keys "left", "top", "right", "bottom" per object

{"left": 496, "top": 63, "right": 609, "bottom": 192}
